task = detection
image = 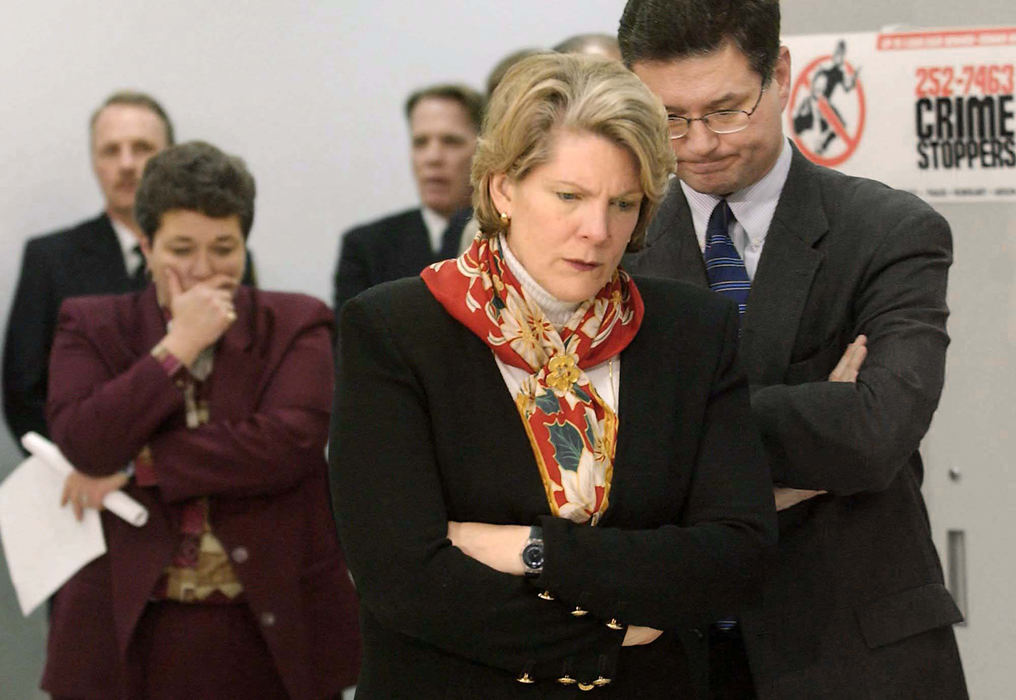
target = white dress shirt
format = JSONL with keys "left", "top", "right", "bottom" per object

{"left": 110, "top": 217, "right": 145, "bottom": 277}
{"left": 680, "top": 138, "right": 793, "bottom": 280}
{"left": 420, "top": 206, "right": 449, "bottom": 255}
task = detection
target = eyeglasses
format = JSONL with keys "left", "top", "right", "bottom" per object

{"left": 667, "top": 81, "right": 765, "bottom": 140}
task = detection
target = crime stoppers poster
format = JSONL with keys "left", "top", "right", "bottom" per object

{"left": 783, "top": 26, "right": 1016, "bottom": 203}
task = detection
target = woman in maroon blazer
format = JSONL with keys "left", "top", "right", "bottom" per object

{"left": 43, "top": 141, "right": 360, "bottom": 699}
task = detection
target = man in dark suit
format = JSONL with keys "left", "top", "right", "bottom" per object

{"left": 3, "top": 92, "right": 255, "bottom": 447}
{"left": 618, "top": 1, "right": 967, "bottom": 697}
{"left": 332, "top": 83, "right": 483, "bottom": 311}
{"left": 3, "top": 91, "right": 173, "bottom": 445}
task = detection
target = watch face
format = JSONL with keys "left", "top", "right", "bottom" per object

{"left": 522, "top": 542, "right": 544, "bottom": 571}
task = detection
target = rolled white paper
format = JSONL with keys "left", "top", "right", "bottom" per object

{"left": 20, "top": 432, "right": 74, "bottom": 475}
{"left": 101, "top": 490, "right": 149, "bottom": 527}
{"left": 21, "top": 432, "right": 149, "bottom": 528}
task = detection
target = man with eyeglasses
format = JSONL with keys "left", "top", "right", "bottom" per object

{"left": 619, "top": 1, "right": 967, "bottom": 698}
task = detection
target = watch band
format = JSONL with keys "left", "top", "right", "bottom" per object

{"left": 521, "top": 525, "right": 544, "bottom": 578}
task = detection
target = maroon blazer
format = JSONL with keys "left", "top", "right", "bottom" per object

{"left": 42, "top": 285, "right": 361, "bottom": 700}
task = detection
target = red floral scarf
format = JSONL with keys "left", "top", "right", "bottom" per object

{"left": 421, "top": 235, "right": 643, "bottom": 524}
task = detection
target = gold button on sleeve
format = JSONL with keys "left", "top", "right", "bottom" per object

{"left": 578, "top": 681, "right": 595, "bottom": 691}
{"left": 570, "top": 606, "right": 588, "bottom": 617}
{"left": 606, "top": 618, "right": 623, "bottom": 630}
{"left": 557, "top": 675, "right": 577, "bottom": 685}
{"left": 516, "top": 672, "right": 535, "bottom": 684}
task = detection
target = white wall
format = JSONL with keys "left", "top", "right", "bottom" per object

{"left": 0, "top": 1, "right": 1008, "bottom": 697}
{"left": 0, "top": 1, "right": 631, "bottom": 479}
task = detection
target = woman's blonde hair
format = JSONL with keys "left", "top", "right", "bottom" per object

{"left": 472, "top": 52, "right": 675, "bottom": 251}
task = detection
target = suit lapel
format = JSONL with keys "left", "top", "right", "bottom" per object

{"left": 132, "top": 285, "right": 261, "bottom": 420}
{"left": 740, "top": 149, "right": 828, "bottom": 383}
{"left": 208, "top": 287, "right": 261, "bottom": 420}
{"left": 444, "top": 319, "right": 556, "bottom": 516}
{"left": 399, "top": 209, "right": 440, "bottom": 273}
{"left": 132, "top": 286, "right": 168, "bottom": 356}
{"left": 608, "top": 317, "right": 655, "bottom": 525}
{"left": 628, "top": 181, "right": 707, "bottom": 286}
{"left": 468, "top": 335, "right": 536, "bottom": 459}
{"left": 439, "top": 208, "right": 472, "bottom": 259}
{"left": 78, "top": 214, "right": 131, "bottom": 292}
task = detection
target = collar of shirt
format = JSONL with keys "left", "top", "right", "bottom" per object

{"left": 680, "top": 138, "right": 793, "bottom": 279}
{"left": 420, "top": 206, "right": 449, "bottom": 255}
{"left": 109, "top": 216, "right": 144, "bottom": 272}
{"left": 499, "top": 233, "right": 580, "bottom": 328}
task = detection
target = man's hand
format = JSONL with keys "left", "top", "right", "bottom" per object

{"left": 777, "top": 334, "right": 866, "bottom": 509}
{"left": 61, "top": 469, "right": 129, "bottom": 521}
{"left": 773, "top": 487, "right": 826, "bottom": 511}
{"left": 828, "top": 334, "right": 867, "bottom": 382}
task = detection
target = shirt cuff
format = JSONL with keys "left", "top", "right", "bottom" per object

{"left": 151, "top": 343, "right": 192, "bottom": 388}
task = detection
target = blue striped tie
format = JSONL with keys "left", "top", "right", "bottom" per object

{"left": 705, "top": 201, "right": 745, "bottom": 633}
{"left": 703, "top": 200, "right": 750, "bottom": 315}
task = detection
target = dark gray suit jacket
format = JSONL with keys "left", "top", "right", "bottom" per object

{"left": 332, "top": 207, "right": 472, "bottom": 312}
{"left": 3, "top": 214, "right": 133, "bottom": 443}
{"left": 625, "top": 144, "right": 967, "bottom": 699}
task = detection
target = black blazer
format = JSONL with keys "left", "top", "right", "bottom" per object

{"left": 3, "top": 214, "right": 133, "bottom": 443}
{"left": 625, "top": 144, "right": 967, "bottom": 698}
{"left": 332, "top": 207, "right": 472, "bottom": 312}
{"left": 3, "top": 213, "right": 256, "bottom": 446}
{"left": 330, "top": 276, "right": 776, "bottom": 698}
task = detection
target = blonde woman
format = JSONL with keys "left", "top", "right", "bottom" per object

{"left": 331, "top": 54, "right": 775, "bottom": 697}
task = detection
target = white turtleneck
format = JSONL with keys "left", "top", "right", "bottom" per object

{"left": 495, "top": 235, "right": 621, "bottom": 413}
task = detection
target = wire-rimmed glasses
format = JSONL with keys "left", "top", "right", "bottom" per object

{"left": 667, "top": 81, "right": 766, "bottom": 140}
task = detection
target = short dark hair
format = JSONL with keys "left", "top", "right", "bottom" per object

{"left": 404, "top": 84, "right": 485, "bottom": 132}
{"left": 618, "top": 0, "right": 781, "bottom": 83}
{"left": 135, "top": 141, "right": 256, "bottom": 241}
{"left": 89, "top": 90, "right": 175, "bottom": 146}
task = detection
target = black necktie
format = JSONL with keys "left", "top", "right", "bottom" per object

{"left": 130, "top": 245, "right": 148, "bottom": 290}
{"left": 439, "top": 208, "right": 472, "bottom": 260}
